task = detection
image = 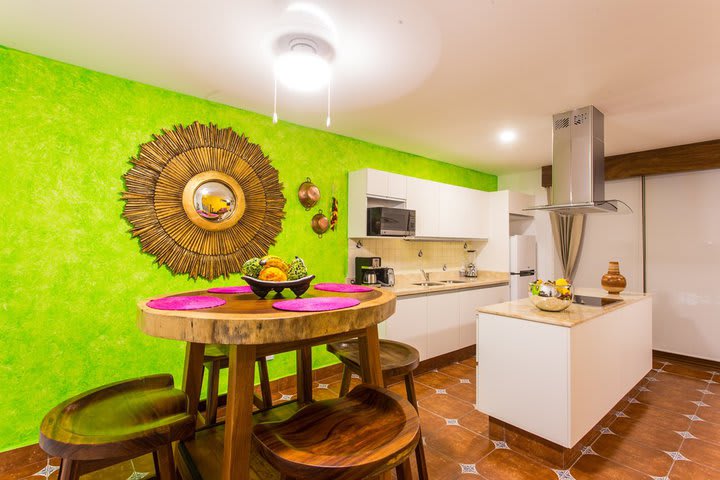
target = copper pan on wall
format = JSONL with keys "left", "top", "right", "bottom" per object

{"left": 298, "top": 177, "right": 320, "bottom": 210}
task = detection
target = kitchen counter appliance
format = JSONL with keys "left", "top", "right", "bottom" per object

{"left": 366, "top": 207, "right": 415, "bottom": 237}
{"left": 354, "top": 256, "right": 395, "bottom": 286}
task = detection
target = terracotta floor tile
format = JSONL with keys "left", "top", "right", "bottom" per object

{"left": 662, "top": 363, "right": 716, "bottom": 381}
{"left": 655, "top": 372, "right": 711, "bottom": 390}
{"left": 419, "top": 406, "right": 450, "bottom": 438}
{"left": 592, "top": 433, "right": 673, "bottom": 477}
{"left": 425, "top": 427, "right": 495, "bottom": 464}
{"left": 608, "top": 416, "right": 684, "bottom": 452}
{"left": 422, "top": 446, "right": 466, "bottom": 480}
{"left": 438, "top": 362, "right": 476, "bottom": 380}
{"left": 475, "top": 448, "right": 557, "bottom": 479}
{"left": 634, "top": 390, "right": 703, "bottom": 414}
{"left": 458, "top": 409, "right": 490, "bottom": 436}
{"left": 461, "top": 357, "right": 477, "bottom": 367}
{"left": 669, "top": 459, "right": 720, "bottom": 479}
{"left": 570, "top": 454, "right": 649, "bottom": 480}
{"left": 415, "top": 371, "right": 461, "bottom": 390}
{"left": 689, "top": 417, "right": 720, "bottom": 446}
{"left": 387, "top": 378, "right": 435, "bottom": 400}
{"left": 681, "top": 438, "right": 720, "bottom": 471}
{"left": 312, "top": 386, "right": 339, "bottom": 401}
{"left": 623, "top": 402, "right": 693, "bottom": 431}
{"left": 418, "top": 392, "right": 475, "bottom": 419}
{"left": 697, "top": 406, "right": 720, "bottom": 425}
{"left": 446, "top": 381, "right": 476, "bottom": 404}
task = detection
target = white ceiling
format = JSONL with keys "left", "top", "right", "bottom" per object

{"left": 2, "top": 0, "right": 719, "bottom": 174}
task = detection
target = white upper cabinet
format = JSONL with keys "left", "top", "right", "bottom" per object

{"left": 406, "top": 177, "right": 439, "bottom": 237}
{"left": 365, "top": 169, "right": 407, "bottom": 200}
{"left": 350, "top": 168, "right": 489, "bottom": 239}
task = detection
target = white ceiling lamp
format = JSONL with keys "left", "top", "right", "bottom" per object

{"left": 273, "top": 34, "right": 335, "bottom": 128}
{"left": 498, "top": 129, "right": 518, "bottom": 144}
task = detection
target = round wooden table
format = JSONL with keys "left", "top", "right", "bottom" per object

{"left": 138, "top": 287, "right": 396, "bottom": 480}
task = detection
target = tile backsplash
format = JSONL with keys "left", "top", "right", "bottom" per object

{"left": 347, "top": 238, "right": 482, "bottom": 281}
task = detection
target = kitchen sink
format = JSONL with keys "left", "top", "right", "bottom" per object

{"left": 411, "top": 282, "right": 444, "bottom": 287}
{"left": 439, "top": 280, "right": 467, "bottom": 284}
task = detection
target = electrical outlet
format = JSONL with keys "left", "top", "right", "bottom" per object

{"left": 266, "top": 355, "right": 274, "bottom": 360}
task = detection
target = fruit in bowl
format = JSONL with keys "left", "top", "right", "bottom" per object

{"left": 528, "top": 278, "right": 573, "bottom": 312}
{"left": 241, "top": 255, "right": 313, "bottom": 298}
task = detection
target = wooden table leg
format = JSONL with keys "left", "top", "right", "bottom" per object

{"left": 222, "top": 344, "right": 257, "bottom": 480}
{"left": 358, "top": 325, "right": 392, "bottom": 480}
{"left": 182, "top": 342, "right": 205, "bottom": 438}
{"left": 296, "top": 345, "right": 313, "bottom": 405}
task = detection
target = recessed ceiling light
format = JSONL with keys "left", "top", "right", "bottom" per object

{"left": 498, "top": 129, "right": 518, "bottom": 144}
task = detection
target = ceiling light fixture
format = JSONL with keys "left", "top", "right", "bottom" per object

{"left": 498, "top": 129, "right": 518, "bottom": 144}
{"left": 272, "top": 34, "right": 334, "bottom": 128}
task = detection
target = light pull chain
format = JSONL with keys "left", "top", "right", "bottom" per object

{"left": 326, "top": 78, "right": 332, "bottom": 128}
{"left": 272, "top": 73, "right": 279, "bottom": 124}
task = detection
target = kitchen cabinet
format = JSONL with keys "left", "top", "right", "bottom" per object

{"left": 405, "top": 177, "right": 439, "bottom": 237}
{"left": 405, "top": 177, "right": 489, "bottom": 239}
{"left": 365, "top": 169, "right": 407, "bottom": 200}
{"left": 383, "top": 285, "right": 509, "bottom": 360}
{"left": 383, "top": 294, "right": 428, "bottom": 360}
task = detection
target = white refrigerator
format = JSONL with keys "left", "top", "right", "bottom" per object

{"left": 510, "top": 235, "right": 536, "bottom": 300}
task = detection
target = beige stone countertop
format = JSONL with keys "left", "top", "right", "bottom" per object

{"left": 477, "top": 288, "right": 650, "bottom": 328}
{"left": 384, "top": 271, "right": 509, "bottom": 297}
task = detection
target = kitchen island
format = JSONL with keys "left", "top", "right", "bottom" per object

{"left": 475, "top": 288, "right": 652, "bottom": 468}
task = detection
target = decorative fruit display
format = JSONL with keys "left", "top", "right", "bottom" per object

{"left": 260, "top": 255, "right": 289, "bottom": 273}
{"left": 241, "top": 258, "right": 262, "bottom": 277}
{"left": 528, "top": 278, "right": 574, "bottom": 312}
{"left": 241, "top": 255, "right": 314, "bottom": 299}
{"left": 287, "top": 256, "right": 308, "bottom": 280}
{"left": 258, "top": 266, "right": 288, "bottom": 282}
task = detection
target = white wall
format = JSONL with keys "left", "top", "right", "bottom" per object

{"left": 498, "top": 169, "right": 555, "bottom": 281}
{"left": 573, "top": 177, "right": 644, "bottom": 292}
{"left": 646, "top": 169, "right": 720, "bottom": 362}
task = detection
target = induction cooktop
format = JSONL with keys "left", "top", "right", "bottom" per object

{"left": 573, "top": 295, "right": 624, "bottom": 307}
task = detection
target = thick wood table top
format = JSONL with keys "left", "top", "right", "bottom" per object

{"left": 137, "top": 287, "right": 396, "bottom": 345}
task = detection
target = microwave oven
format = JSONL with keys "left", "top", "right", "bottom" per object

{"left": 366, "top": 207, "right": 416, "bottom": 237}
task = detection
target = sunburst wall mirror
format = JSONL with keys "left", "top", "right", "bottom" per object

{"left": 122, "top": 122, "right": 286, "bottom": 280}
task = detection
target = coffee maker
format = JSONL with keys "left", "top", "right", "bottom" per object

{"left": 354, "top": 257, "right": 395, "bottom": 286}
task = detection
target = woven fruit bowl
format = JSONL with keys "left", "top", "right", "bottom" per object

{"left": 242, "top": 275, "right": 315, "bottom": 299}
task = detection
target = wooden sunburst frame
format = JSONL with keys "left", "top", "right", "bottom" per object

{"left": 122, "top": 122, "right": 286, "bottom": 280}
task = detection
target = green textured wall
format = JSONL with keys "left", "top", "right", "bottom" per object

{"left": 0, "top": 46, "right": 496, "bottom": 452}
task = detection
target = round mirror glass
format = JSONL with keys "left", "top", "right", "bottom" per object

{"left": 193, "top": 181, "right": 235, "bottom": 222}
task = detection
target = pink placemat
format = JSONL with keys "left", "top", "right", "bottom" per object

{"left": 272, "top": 297, "right": 361, "bottom": 312}
{"left": 314, "top": 283, "right": 373, "bottom": 293}
{"left": 207, "top": 286, "right": 253, "bottom": 294}
{"left": 147, "top": 296, "right": 226, "bottom": 310}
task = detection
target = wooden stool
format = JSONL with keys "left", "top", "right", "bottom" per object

{"left": 39, "top": 374, "right": 194, "bottom": 480}
{"left": 326, "top": 339, "right": 428, "bottom": 480}
{"left": 253, "top": 384, "right": 419, "bottom": 480}
{"left": 202, "top": 344, "right": 273, "bottom": 424}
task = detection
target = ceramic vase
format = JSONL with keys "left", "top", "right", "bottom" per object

{"left": 601, "top": 261, "right": 627, "bottom": 294}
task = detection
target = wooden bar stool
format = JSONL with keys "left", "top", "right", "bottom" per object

{"left": 326, "top": 339, "right": 429, "bottom": 480}
{"left": 201, "top": 345, "right": 273, "bottom": 425}
{"left": 39, "top": 374, "right": 194, "bottom": 480}
{"left": 253, "top": 384, "right": 419, "bottom": 480}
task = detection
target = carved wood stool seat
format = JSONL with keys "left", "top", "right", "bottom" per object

{"left": 253, "top": 384, "right": 420, "bottom": 480}
{"left": 201, "top": 345, "right": 273, "bottom": 425}
{"left": 39, "top": 374, "right": 194, "bottom": 480}
{"left": 326, "top": 339, "right": 428, "bottom": 480}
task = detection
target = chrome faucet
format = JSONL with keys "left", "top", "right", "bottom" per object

{"left": 421, "top": 269, "right": 430, "bottom": 282}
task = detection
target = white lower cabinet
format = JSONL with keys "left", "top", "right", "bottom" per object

{"left": 384, "top": 294, "right": 429, "bottom": 360}
{"left": 383, "top": 285, "right": 509, "bottom": 360}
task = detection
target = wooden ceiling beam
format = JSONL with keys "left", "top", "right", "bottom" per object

{"left": 541, "top": 138, "right": 720, "bottom": 187}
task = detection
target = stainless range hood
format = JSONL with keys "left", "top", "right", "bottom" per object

{"left": 526, "top": 105, "right": 622, "bottom": 215}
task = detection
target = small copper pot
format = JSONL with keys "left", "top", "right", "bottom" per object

{"left": 311, "top": 210, "right": 330, "bottom": 237}
{"left": 298, "top": 177, "right": 321, "bottom": 210}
